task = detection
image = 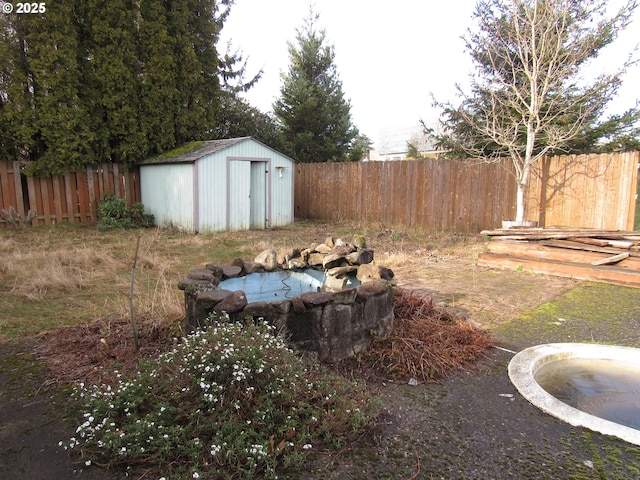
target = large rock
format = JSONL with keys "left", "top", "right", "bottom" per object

{"left": 314, "top": 243, "right": 332, "bottom": 254}
{"left": 187, "top": 269, "right": 215, "bottom": 282}
{"left": 345, "top": 249, "right": 374, "bottom": 265}
{"left": 327, "top": 265, "right": 358, "bottom": 277}
{"left": 213, "top": 290, "right": 248, "bottom": 314}
{"left": 356, "top": 264, "right": 394, "bottom": 282}
{"left": 254, "top": 249, "right": 279, "bottom": 271}
{"left": 332, "top": 242, "right": 356, "bottom": 256}
{"left": 221, "top": 265, "right": 242, "bottom": 278}
{"left": 308, "top": 252, "right": 326, "bottom": 266}
{"left": 322, "top": 275, "right": 347, "bottom": 292}
{"left": 322, "top": 253, "right": 345, "bottom": 269}
{"left": 288, "top": 257, "right": 308, "bottom": 269}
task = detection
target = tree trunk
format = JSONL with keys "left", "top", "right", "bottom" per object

{"left": 516, "top": 181, "right": 526, "bottom": 222}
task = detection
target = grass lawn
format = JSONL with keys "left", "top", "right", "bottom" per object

{"left": 0, "top": 222, "right": 325, "bottom": 338}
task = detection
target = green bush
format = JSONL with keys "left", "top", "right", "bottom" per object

{"left": 97, "top": 193, "right": 154, "bottom": 231}
{"left": 63, "top": 318, "right": 375, "bottom": 479}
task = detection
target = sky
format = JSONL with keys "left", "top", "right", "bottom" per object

{"left": 220, "top": 0, "right": 640, "bottom": 149}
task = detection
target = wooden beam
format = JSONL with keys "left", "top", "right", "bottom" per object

{"left": 480, "top": 228, "right": 638, "bottom": 240}
{"left": 591, "top": 252, "right": 630, "bottom": 266}
{"left": 539, "top": 239, "right": 640, "bottom": 257}
{"left": 486, "top": 241, "right": 640, "bottom": 269}
{"left": 478, "top": 252, "right": 640, "bottom": 288}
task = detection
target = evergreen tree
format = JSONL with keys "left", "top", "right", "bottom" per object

{"left": 0, "top": 0, "right": 236, "bottom": 174}
{"left": 348, "top": 133, "right": 373, "bottom": 162}
{"left": 85, "top": 0, "right": 146, "bottom": 164}
{"left": 168, "top": 0, "right": 228, "bottom": 143}
{"left": 216, "top": 92, "right": 286, "bottom": 152}
{"left": 273, "top": 8, "right": 357, "bottom": 163}
{"left": 27, "top": 1, "right": 95, "bottom": 174}
{"left": 139, "top": 0, "right": 178, "bottom": 153}
{"left": 0, "top": 12, "right": 38, "bottom": 164}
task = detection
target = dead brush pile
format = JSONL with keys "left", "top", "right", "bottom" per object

{"left": 365, "top": 288, "right": 493, "bottom": 382}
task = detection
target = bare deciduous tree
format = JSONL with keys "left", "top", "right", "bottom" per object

{"left": 438, "top": 0, "right": 637, "bottom": 223}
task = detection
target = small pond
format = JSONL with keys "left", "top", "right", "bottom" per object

{"left": 218, "top": 269, "right": 361, "bottom": 304}
{"left": 535, "top": 358, "right": 640, "bottom": 430}
{"left": 508, "top": 343, "right": 640, "bottom": 445}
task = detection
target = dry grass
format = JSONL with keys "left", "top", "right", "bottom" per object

{"left": 0, "top": 221, "right": 357, "bottom": 338}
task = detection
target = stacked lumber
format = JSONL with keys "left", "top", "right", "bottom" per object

{"left": 477, "top": 228, "right": 640, "bottom": 288}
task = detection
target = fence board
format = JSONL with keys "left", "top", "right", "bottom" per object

{"left": 0, "top": 162, "right": 141, "bottom": 227}
{"left": 0, "top": 162, "right": 12, "bottom": 213}
{"left": 294, "top": 152, "right": 639, "bottom": 233}
{"left": 77, "top": 169, "right": 89, "bottom": 223}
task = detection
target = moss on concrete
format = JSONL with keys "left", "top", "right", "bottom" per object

{"left": 494, "top": 282, "right": 640, "bottom": 350}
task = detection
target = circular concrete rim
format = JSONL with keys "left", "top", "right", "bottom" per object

{"left": 508, "top": 343, "right": 640, "bottom": 446}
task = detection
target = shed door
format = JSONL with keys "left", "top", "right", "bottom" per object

{"left": 228, "top": 159, "right": 269, "bottom": 230}
{"left": 249, "top": 161, "right": 267, "bottom": 229}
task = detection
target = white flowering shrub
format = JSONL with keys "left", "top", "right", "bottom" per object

{"left": 63, "top": 317, "right": 374, "bottom": 479}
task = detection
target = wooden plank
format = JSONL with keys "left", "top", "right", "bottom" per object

{"left": 12, "top": 161, "right": 25, "bottom": 216}
{"left": 591, "top": 252, "right": 630, "bottom": 266}
{"left": 87, "top": 166, "right": 97, "bottom": 223}
{"left": 624, "top": 151, "right": 639, "bottom": 231}
{"left": 64, "top": 172, "right": 75, "bottom": 222}
{"left": 52, "top": 175, "right": 63, "bottom": 223}
{"left": 0, "top": 161, "right": 11, "bottom": 210}
{"left": 481, "top": 229, "right": 638, "bottom": 241}
{"left": 539, "top": 239, "right": 640, "bottom": 257}
{"left": 27, "top": 177, "right": 42, "bottom": 226}
{"left": 76, "top": 169, "right": 88, "bottom": 223}
{"left": 478, "top": 252, "right": 640, "bottom": 288}
{"left": 113, "top": 163, "right": 121, "bottom": 198}
{"left": 39, "top": 177, "right": 52, "bottom": 225}
{"left": 486, "top": 240, "right": 640, "bottom": 269}
{"left": 573, "top": 237, "right": 634, "bottom": 249}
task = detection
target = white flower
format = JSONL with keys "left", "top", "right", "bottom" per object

{"left": 303, "top": 444, "right": 313, "bottom": 450}
{"left": 85, "top": 460, "right": 91, "bottom": 466}
{"left": 192, "top": 473, "right": 200, "bottom": 479}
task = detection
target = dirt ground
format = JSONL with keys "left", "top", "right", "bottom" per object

{"left": 3, "top": 230, "right": 640, "bottom": 479}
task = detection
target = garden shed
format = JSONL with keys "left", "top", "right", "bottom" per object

{"left": 139, "top": 137, "right": 294, "bottom": 233}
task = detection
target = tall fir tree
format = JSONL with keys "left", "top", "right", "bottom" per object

{"left": 168, "top": 0, "right": 227, "bottom": 143}
{"left": 0, "top": 0, "right": 235, "bottom": 174}
{"left": 139, "top": 0, "right": 178, "bottom": 153}
{"left": 0, "top": 11, "right": 40, "bottom": 164}
{"left": 85, "top": 0, "right": 146, "bottom": 164}
{"left": 273, "top": 8, "right": 357, "bottom": 163}
{"left": 28, "top": 1, "right": 95, "bottom": 174}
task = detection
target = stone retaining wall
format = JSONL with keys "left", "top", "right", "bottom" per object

{"left": 178, "top": 237, "right": 395, "bottom": 362}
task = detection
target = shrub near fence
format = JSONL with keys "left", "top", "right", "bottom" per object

{"left": 295, "top": 152, "right": 639, "bottom": 233}
{"left": 0, "top": 161, "right": 141, "bottom": 228}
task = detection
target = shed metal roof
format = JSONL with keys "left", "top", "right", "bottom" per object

{"left": 142, "top": 137, "right": 251, "bottom": 165}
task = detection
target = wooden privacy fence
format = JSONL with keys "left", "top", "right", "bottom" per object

{"left": 2, "top": 151, "right": 637, "bottom": 232}
{"left": 0, "top": 162, "right": 141, "bottom": 227}
{"left": 528, "top": 152, "right": 638, "bottom": 230}
{"left": 294, "top": 152, "right": 639, "bottom": 233}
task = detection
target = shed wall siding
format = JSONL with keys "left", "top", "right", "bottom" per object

{"left": 227, "top": 159, "right": 252, "bottom": 231}
{"left": 140, "top": 164, "right": 194, "bottom": 231}
{"left": 270, "top": 159, "right": 293, "bottom": 227}
{"left": 196, "top": 156, "right": 227, "bottom": 232}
